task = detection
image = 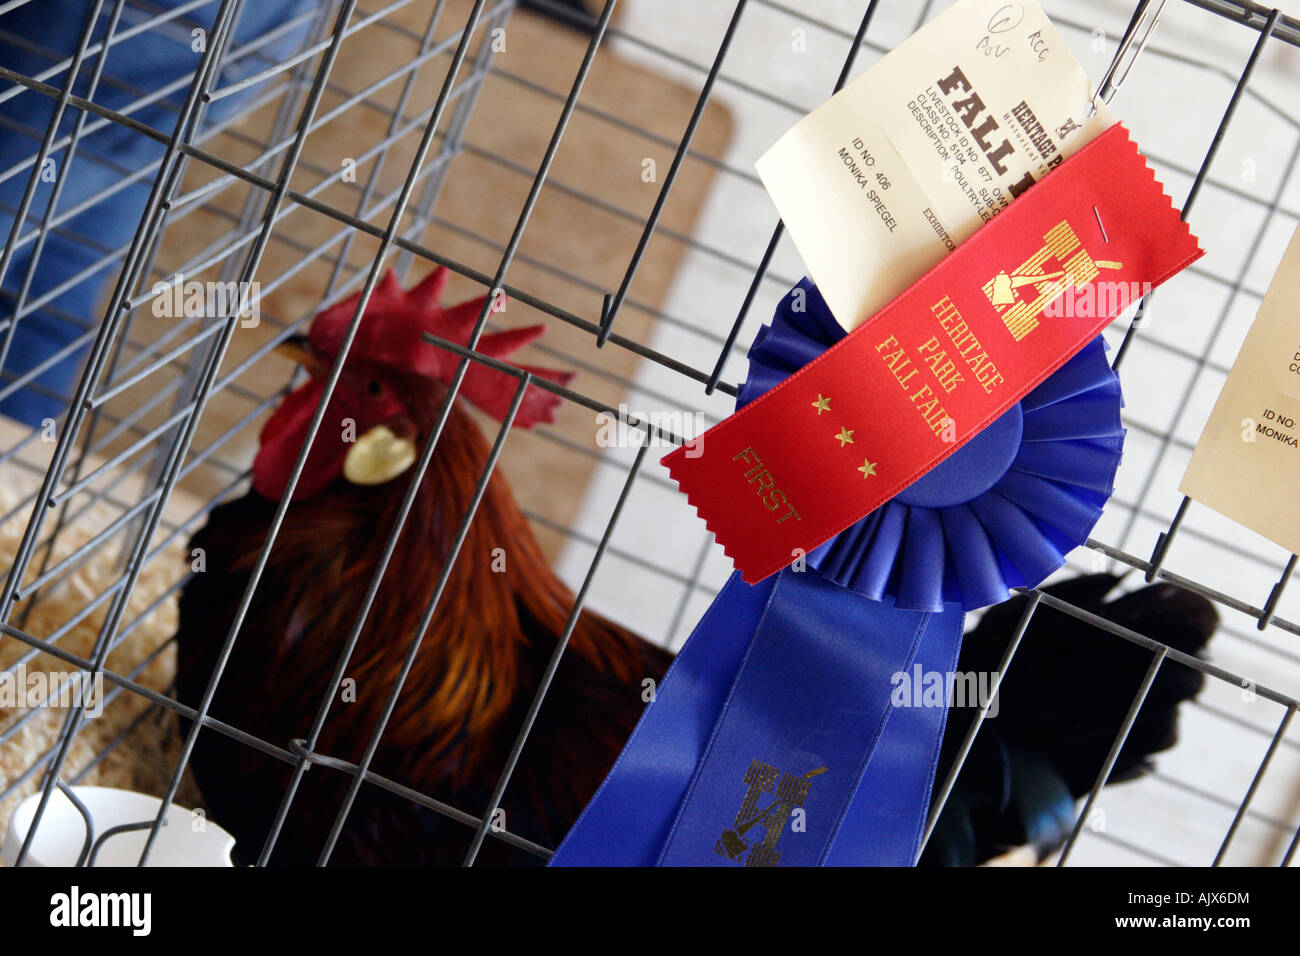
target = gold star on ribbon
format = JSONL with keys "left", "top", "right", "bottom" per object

{"left": 858, "top": 459, "right": 878, "bottom": 478}
{"left": 835, "top": 427, "right": 855, "bottom": 447}
{"left": 811, "top": 394, "right": 831, "bottom": 415}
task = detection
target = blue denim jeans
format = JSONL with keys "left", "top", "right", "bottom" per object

{"left": 0, "top": 0, "right": 314, "bottom": 424}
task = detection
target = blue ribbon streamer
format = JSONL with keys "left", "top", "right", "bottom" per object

{"left": 552, "top": 280, "right": 1124, "bottom": 867}
{"left": 657, "top": 571, "right": 964, "bottom": 867}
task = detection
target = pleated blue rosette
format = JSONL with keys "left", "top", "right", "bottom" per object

{"left": 741, "top": 279, "right": 1126, "bottom": 614}
{"left": 551, "top": 279, "right": 1124, "bottom": 867}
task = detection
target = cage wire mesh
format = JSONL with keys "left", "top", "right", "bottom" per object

{"left": 0, "top": 0, "right": 1298, "bottom": 867}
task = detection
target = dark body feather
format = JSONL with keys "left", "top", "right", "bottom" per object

{"left": 176, "top": 385, "right": 671, "bottom": 866}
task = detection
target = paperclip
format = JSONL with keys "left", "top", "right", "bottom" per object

{"left": 1089, "top": 0, "right": 1168, "bottom": 116}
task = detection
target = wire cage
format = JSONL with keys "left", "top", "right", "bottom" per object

{"left": 1, "top": 0, "right": 1300, "bottom": 867}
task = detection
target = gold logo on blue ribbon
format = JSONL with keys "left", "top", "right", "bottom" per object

{"left": 714, "top": 760, "right": 828, "bottom": 866}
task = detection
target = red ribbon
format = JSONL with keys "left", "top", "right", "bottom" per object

{"left": 664, "top": 124, "right": 1203, "bottom": 584}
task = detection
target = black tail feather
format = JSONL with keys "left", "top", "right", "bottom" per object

{"left": 921, "top": 573, "right": 1217, "bottom": 866}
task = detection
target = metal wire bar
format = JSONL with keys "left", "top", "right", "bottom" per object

{"left": 1, "top": 455, "right": 258, "bottom": 737}
{"left": 86, "top": 819, "right": 164, "bottom": 867}
{"left": 469, "top": 143, "right": 800, "bottom": 292}
{"left": 329, "top": 0, "right": 452, "bottom": 293}
{"left": 462, "top": 429, "right": 651, "bottom": 864}
{"left": 1111, "top": 7, "right": 1281, "bottom": 372}
{"left": 2, "top": 650, "right": 196, "bottom": 777}
{"left": 0, "top": 562, "right": 193, "bottom": 742}
{"left": 13, "top": 388, "right": 281, "bottom": 610}
{"left": 421, "top": 331, "right": 697, "bottom": 446}
{"left": 318, "top": 373, "right": 532, "bottom": 862}
{"left": 0, "top": 10, "right": 320, "bottom": 236}
{"left": 523, "top": 507, "right": 720, "bottom": 596}
{"left": 1056, "top": 648, "right": 1167, "bottom": 865}
{"left": 1282, "top": 813, "right": 1300, "bottom": 866}
{"left": 5, "top": 0, "right": 249, "bottom": 867}
{"left": 0, "top": 1, "right": 322, "bottom": 105}
{"left": 0, "top": 0, "right": 236, "bottom": 624}
{"left": 390, "top": 0, "right": 509, "bottom": 282}
{"left": 0, "top": 60, "right": 746, "bottom": 394}
{"left": 0, "top": 56, "right": 746, "bottom": 395}
{"left": 51, "top": 121, "right": 1272, "bottom": 425}
{"left": 5, "top": 130, "right": 1282, "bottom": 459}
{"left": 1149, "top": 769, "right": 1296, "bottom": 835}
{"left": 919, "top": 591, "right": 1042, "bottom": 855}
{"left": 1214, "top": 705, "right": 1296, "bottom": 865}
{"left": 118, "top": 0, "right": 392, "bottom": 865}
{"left": 132, "top": 0, "right": 502, "bottom": 865}
{"left": 13, "top": 483, "right": 568, "bottom": 864}
{"left": 662, "top": 538, "right": 715, "bottom": 645}
{"left": 0, "top": 620, "right": 298, "bottom": 763}
{"left": 1089, "top": 829, "right": 1187, "bottom": 866}
{"left": 283, "top": 740, "right": 552, "bottom": 858}
{"left": 0, "top": 550, "right": 571, "bottom": 861}
{"left": 0, "top": 1, "right": 218, "bottom": 110}
{"left": 54, "top": 779, "right": 95, "bottom": 867}
{"left": 705, "top": 0, "right": 882, "bottom": 393}
{"left": 113, "top": 3, "right": 338, "bottom": 568}
{"left": 1035, "top": 581, "right": 1297, "bottom": 709}
{"left": 1138, "top": 124, "right": 1293, "bottom": 583}
{"left": 423, "top": 339, "right": 1300, "bottom": 848}
{"left": 6, "top": 210, "right": 720, "bottom": 624}
{"left": 1194, "top": 697, "right": 1300, "bottom": 753}
{"left": 0, "top": 0, "right": 106, "bottom": 381}
{"left": 0, "top": 321, "right": 273, "bottom": 531}
{"left": 1258, "top": 554, "right": 1299, "bottom": 632}
{"left": 9, "top": 508, "right": 1276, "bottom": 857}
{"left": 1184, "top": 0, "right": 1300, "bottom": 45}
{"left": 11, "top": 330, "right": 282, "bottom": 544}
{"left": 2, "top": 0, "right": 129, "bottom": 395}
{"left": 595, "top": 0, "right": 746, "bottom": 346}
{"left": 15, "top": 0, "right": 377, "bottom": 868}
{"left": 650, "top": 445, "right": 1300, "bottom": 718}
{"left": 0, "top": 618, "right": 549, "bottom": 859}
{"left": 129, "top": 103, "right": 1289, "bottom": 377}
{"left": 491, "top": 64, "right": 754, "bottom": 185}
{"left": 525, "top": 0, "right": 854, "bottom": 118}
{"left": 69, "top": 688, "right": 178, "bottom": 786}
{"left": 200, "top": 0, "right": 404, "bottom": 104}
{"left": 306, "top": 0, "right": 620, "bottom": 862}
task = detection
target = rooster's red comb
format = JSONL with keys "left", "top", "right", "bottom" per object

{"left": 308, "top": 268, "right": 574, "bottom": 427}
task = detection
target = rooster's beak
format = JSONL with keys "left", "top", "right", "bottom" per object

{"left": 274, "top": 334, "right": 324, "bottom": 376}
{"left": 276, "top": 335, "right": 417, "bottom": 485}
{"left": 343, "top": 423, "right": 417, "bottom": 486}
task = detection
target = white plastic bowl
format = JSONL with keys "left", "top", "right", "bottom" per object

{"left": 2, "top": 786, "right": 234, "bottom": 867}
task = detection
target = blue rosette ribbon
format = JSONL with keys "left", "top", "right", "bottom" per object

{"left": 551, "top": 280, "right": 1124, "bottom": 867}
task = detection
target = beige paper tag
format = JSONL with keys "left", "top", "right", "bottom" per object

{"left": 1180, "top": 223, "right": 1300, "bottom": 556}
{"left": 756, "top": 0, "right": 1113, "bottom": 330}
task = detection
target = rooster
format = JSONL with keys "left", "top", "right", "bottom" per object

{"left": 175, "top": 269, "right": 672, "bottom": 866}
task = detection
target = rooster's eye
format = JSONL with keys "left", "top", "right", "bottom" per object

{"left": 366, "top": 380, "right": 383, "bottom": 397}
